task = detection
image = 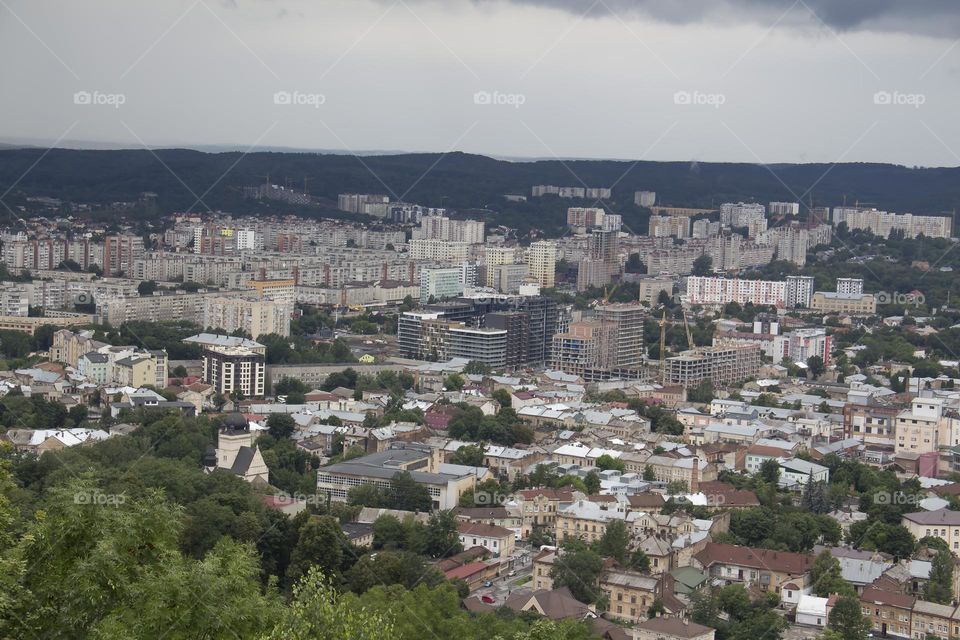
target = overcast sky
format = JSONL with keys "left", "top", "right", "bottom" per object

{"left": 1, "top": 0, "right": 959, "bottom": 166}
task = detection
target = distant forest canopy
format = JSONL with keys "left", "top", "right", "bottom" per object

{"left": 1, "top": 148, "right": 960, "bottom": 236}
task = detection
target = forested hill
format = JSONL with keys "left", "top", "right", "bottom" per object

{"left": 1, "top": 147, "right": 959, "bottom": 234}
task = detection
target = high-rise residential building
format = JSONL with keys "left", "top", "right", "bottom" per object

{"left": 486, "top": 312, "right": 529, "bottom": 368}
{"left": 420, "top": 266, "right": 472, "bottom": 302}
{"left": 567, "top": 207, "right": 606, "bottom": 229}
{"left": 490, "top": 263, "right": 529, "bottom": 294}
{"left": 691, "top": 219, "right": 721, "bottom": 239}
{"left": 785, "top": 275, "right": 814, "bottom": 308}
{"left": 684, "top": 276, "right": 786, "bottom": 307}
{"left": 447, "top": 326, "right": 508, "bottom": 367}
{"left": 526, "top": 241, "right": 557, "bottom": 289}
{"left": 665, "top": 344, "right": 761, "bottom": 387}
{"left": 774, "top": 328, "right": 831, "bottom": 365}
{"left": 719, "top": 202, "right": 766, "bottom": 227}
{"left": 768, "top": 202, "right": 800, "bottom": 216}
{"left": 895, "top": 397, "right": 945, "bottom": 456}
{"left": 418, "top": 215, "right": 485, "bottom": 244}
{"left": 103, "top": 235, "right": 145, "bottom": 277}
{"left": 235, "top": 229, "right": 260, "bottom": 251}
{"left": 836, "top": 278, "right": 864, "bottom": 296}
{"left": 196, "top": 336, "right": 267, "bottom": 398}
{"left": 831, "top": 207, "right": 952, "bottom": 239}
{"left": 595, "top": 303, "right": 645, "bottom": 368}
{"left": 648, "top": 216, "right": 690, "bottom": 239}
{"left": 484, "top": 246, "right": 518, "bottom": 287}
{"left": 634, "top": 191, "right": 656, "bottom": 207}
{"left": 202, "top": 296, "right": 292, "bottom": 338}
{"left": 337, "top": 193, "right": 390, "bottom": 213}
{"left": 408, "top": 239, "right": 470, "bottom": 263}
{"left": 551, "top": 321, "right": 615, "bottom": 379}
{"left": 775, "top": 225, "right": 808, "bottom": 266}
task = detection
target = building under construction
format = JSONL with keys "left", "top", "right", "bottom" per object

{"left": 664, "top": 344, "right": 761, "bottom": 387}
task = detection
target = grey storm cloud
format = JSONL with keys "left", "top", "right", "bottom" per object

{"left": 467, "top": 0, "right": 960, "bottom": 38}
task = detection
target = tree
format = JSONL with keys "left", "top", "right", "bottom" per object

{"left": 267, "top": 413, "right": 297, "bottom": 439}
{"left": 263, "top": 567, "right": 392, "bottom": 640}
{"left": 666, "top": 480, "right": 688, "bottom": 495}
{"left": 924, "top": 549, "right": 954, "bottom": 604}
{"left": 687, "top": 380, "right": 714, "bottom": 403}
{"left": 422, "top": 510, "right": 462, "bottom": 559}
{"left": 629, "top": 549, "right": 650, "bottom": 572}
{"left": 828, "top": 595, "right": 871, "bottom": 640}
{"left": 450, "top": 444, "right": 485, "bottom": 467}
{"left": 593, "top": 520, "right": 630, "bottom": 563}
{"left": 758, "top": 458, "right": 780, "bottom": 484}
{"left": 463, "top": 360, "right": 492, "bottom": 375}
{"left": 692, "top": 254, "right": 713, "bottom": 276}
{"left": 810, "top": 550, "right": 855, "bottom": 597}
{"left": 443, "top": 374, "right": 465, "bottom": 390}
{"left": 643, "top": 465, "right": 656, "bottom": 481}
{"left": 595, "top": 454, "right": 625, "bottom": 473}
{"left": 391, "top": 471, "right": 432, "bottom": 513}
{"left": 717, "top": 584, "right": 751, "bottom": 620}
{"left": 549, "top": 545, "right": 604, "bottom": 604}
{"left": 492, "top": 388, "right": 512, "bottom": 408}
{"left": 584, "top": 471, "right": 601, "bottom": 495}
{"left": 286, "top": 515, "right": 347, "bottom": 585}
{"left": 807, "top": 355, "right": 826, "bottom": 379}
{"left": 172, "top": 364, "right": 188, "bottom": 378}
{"left": 372, "top": 515, "right": 407, "bottom": 550}
{"left": 137, "top": 280, "right": 158, "bottom": 296}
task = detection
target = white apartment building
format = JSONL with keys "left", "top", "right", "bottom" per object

{"left": 720, "top": 202, "right": 766, "bottom": 226}
{"left": 408, "top": 239, "right": 469, "bottom": 263}
{"left": 684, "top": 276, "right": 786, "bottom": 307}
{"left": 635, "top": 191, "right": 656, "bottom": 207}
{"left": 769, "top": 202, "right": 800, "bottom": 216}
{"left": 785, "top": 275, "right": 814, "bottom": 308}
{"left": 526, "top": 241, "right": 557, "bottom": 289}
{"left": 202, "top": 295, "right": 291, "bottom": 338}
{"left": 836, "top": 278, "right": 864, "bottom": 296}
{"left": 648, "top": 216, "right": 690, "bottom": 239}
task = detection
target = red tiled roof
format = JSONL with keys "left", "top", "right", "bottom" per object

{"left": 694, "top": 542, "right": 814, "bottom": 575}
{"left": 458, "top": 522, "right": 514, "bottom": 539}
{"left": 860, "top": 587, "right": 916, "bottom": 609}
{"left": 445, "top": 561, "right": 488, "bottom": 581}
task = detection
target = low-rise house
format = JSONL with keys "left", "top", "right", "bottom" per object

{"left": 457, "top": 522, "right": 515, "bottom": 558}
{"left": 692, "top": 542, "right": 814, "bottom": 602}
{"left": 1, "top": 427, "right": 112, "bottom": 455}
{"left": 901, "top": 509, "right": 960, "bottom": 553}
{"left": 503, "top": 586, "right": 597, "bottom": 622}
{"left": 556, "top": 499, "right": 626, "bottom": 544}
{"left": 455, "top": 506, "right": 522, "bottom": 539}
{"left": 599, "top": 568, "right": 662, "bottom": 624}
{"left": 341, "top": 522, "right": 374, "bottom": 548}
{"left": 910, "top": 599, "right": 955, "bottom": 640}
{"left": 796, "top": 594, "right": 833, "bottom": 627}
{"left": 633, "top": 617, "right": 715, "bottom": 640}
{"left": 778, "top": 458, "right": 829, "bottom": 489}
{"left": 860, "top": 587, "right": 915, "bottom": 639}
{"left": 518, "top": 487, "right": 575, "bottom": 537}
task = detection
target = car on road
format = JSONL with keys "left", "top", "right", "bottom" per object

{"left": 507, "top": 570, "right": 516, "bottom": 577}
{"left": 481, "top": 595, "right": 495, "bottom": 604}
{"left": 483, "top": 580, "right": 493, "bottom": 587}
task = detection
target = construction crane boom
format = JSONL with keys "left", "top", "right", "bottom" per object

{"left": 658, "top": 308, "right": 667, "bottom": 384}
{"left": 681, "top": 304, "right": 695, "bottom": 350}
